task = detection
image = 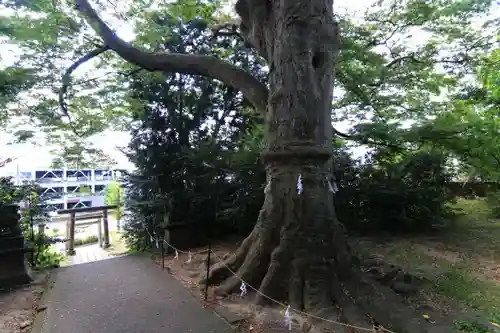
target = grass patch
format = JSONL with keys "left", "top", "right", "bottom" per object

{"left": 74, "top": 235, "right": 99, "bottom": 246}
{"left": 454, "top": 319, "right": 494, "bottom": 333}
{"left": 443, "top": 199, "right": 500, "bottom": 258}
{"left": 106, "top": 230, "right": 131, "bottom": 256}
{"left": 434, "top": 267, "right": 500, "bottom": 312}
{"left": 353, "top": 198, "right": 500, "bottom": 331}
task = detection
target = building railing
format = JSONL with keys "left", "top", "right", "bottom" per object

{"left": 35, "top": 175, "right": 114, "bottom": 183}
{"left": 40, "top": 192, "right": 106, "bottom": 200}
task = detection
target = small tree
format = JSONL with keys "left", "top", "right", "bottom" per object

{"left": 0, "top": 163, "right": 64, "bottom": 268}
{"left": 79, "top": 185, "right": 91, "bottom": 194}
{"left": 105, "top": 180, "right": 125, "bottom": 228}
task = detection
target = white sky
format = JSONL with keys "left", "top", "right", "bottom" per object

{"left": 0, "top": 0, "right": 498, "bottom": 174}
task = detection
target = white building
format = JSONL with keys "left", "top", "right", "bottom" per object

{"left": 10, "top": 166, "right": 125, "bottom": 212}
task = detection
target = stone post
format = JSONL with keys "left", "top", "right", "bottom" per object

{"left": 98, "top": 216, "right": 103, "bottom": 248}
{"left": 0, "top": 204, "right": 32, "bottom": 287}
{"left": 65, "top": 213, "right": 76, "bottom": 255}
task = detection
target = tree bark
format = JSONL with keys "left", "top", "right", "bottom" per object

{"left": 206, "top": 1, "right": 456, "bottom": 333}
{"left": 208, "top": 0, "right": 356, "bottom": 317}
{"left": 207, "top": 0, "right": 347, "bottom": 303}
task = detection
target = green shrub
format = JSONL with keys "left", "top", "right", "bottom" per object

{"left": 486, "top": 190, "right": 500, "bottom": 218}
{"left": 334, "top": 149, "right": 455, "bottom": 233}
{"left": 36, "top": 246, "right": 65, "bottom": 268}
{"left": 30, "top": 232, "right": 66, "bottom": 268}
{"left": 74, "top": 235, "right": 99, "bottom": 246}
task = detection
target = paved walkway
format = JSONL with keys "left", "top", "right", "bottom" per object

{"left": 63, "top": 243, "right": 111, "bottom": 266}
{"left": 37, "top": 254, "right": 232, "bottom": 333}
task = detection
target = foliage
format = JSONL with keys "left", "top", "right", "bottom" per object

{"left": 217, "top": 125, "right": 266, "bottom": 236}
{"left": 478, "top": 48, "right": 500, "bottom": 108}
{"left": 104, "top": 180, "right": 125, "bottom": 222}
{"left": 121, "top": 6, "right": 265, "bottom": 249}
{"left": 333, "top": 148, "right": 455, "bottom": 233}
{"left": 30, "top": 233, "right": 66, "bottom": 268}
{"left": 0, "top": 176, "right": 20, "bottom": 203}
{"left": 431, "top": 47, "right": 500, "bottom": 217}
{"left": 74, "top": 234, "right": 98, "bottom": 246}
{"left": 454, "top": 319, "right": 491, "bottom": 333}
{"left": 0, "top": 176, "right": 65, "bottom": 268}
{"left": 0, "top": 0, "right": 497, "bottom": 162}
{"left": 17, "top": 181, "right": 66, "bottom": 267}
{"left": 50, "top": 141, "right": 118, "bottom": 169}
{"left": 486, "top": 191, "right": 500, "bottom": 219}
{"left": 0, "top": 66, "right": 38, "bottom": 124}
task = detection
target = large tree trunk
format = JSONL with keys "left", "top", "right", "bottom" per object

{"left": 207, "top": 0, "right": 358, "bottom": 322}
{"left": 205, "top": 1, "right": 456, "bottom": 333}
{"left": 207, "top": 0, "right": 354, "bottom": 303}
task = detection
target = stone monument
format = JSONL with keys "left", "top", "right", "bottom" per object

{"left": 0, "top": 204, "right": 32, "bottom": 289}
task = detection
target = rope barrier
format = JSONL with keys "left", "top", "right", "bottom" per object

{"left": 159, "top": 238, "right": 396, "bottom": 333}
{"left": 162, "top": 240, "right": 207, "bottom": 256}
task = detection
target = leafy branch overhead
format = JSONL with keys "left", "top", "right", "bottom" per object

{"left": 0, "top": 0, "right": 498, "bottom": 166}
{"left": 71, "top": 0, "right": 268, "bottom": 113}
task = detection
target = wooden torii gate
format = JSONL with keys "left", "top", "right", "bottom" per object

{"left": 57, "top": 205, "right": 117, "bottom": 255}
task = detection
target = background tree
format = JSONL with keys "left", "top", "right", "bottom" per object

{"left": 49, "top": 140, "right": 118, "bottom": 169}
{"left": 121, "top": 6, "right": 265, "bottom": 249}
{"left": 104, "top": 180, "right": 125, "bottom": 226}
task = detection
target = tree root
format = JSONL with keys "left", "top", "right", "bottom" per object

{"left": 203, "top": 171, "right": 459, "bottom": 333}
{"left": 205, "top": 232, "right": 461, "bottom": 333}
{"left": 202, "top": 226, "right": 257, "bottom": 286}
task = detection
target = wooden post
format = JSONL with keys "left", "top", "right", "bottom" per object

{"left": 37, "top": 223, "right": 45, "bottom": 235}
{"left": 66, "top": 213, "right": 76, "bottom": 255}
{"left": 98, "top": 217, "right": 103, "bottom": 248}
{"left": 65, "top": 219, "right": 70, "bottom": 252}
{"left": 102, "top": 209, "right": 110, "bottom": 248}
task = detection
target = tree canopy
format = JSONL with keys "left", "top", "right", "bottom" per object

{"left": 0, "top": 0, "right": 498, "bottom": 164}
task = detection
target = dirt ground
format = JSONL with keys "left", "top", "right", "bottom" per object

{"left": 350, "top": 199, "right": 500, "bottom": 332}
{"left": 0, "top": 272, "right": 50, "bottom": 333}
{"left": 153, "top": 241, "right": 485, "bottom": 333}
{"left": 152, "top": 241, "right": 313, "bottom": 333}
{"left": 151, "top": 199, "right": 500, "bottom": 333}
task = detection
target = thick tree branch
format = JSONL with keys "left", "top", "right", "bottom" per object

{"left": 210, "top": 21, "right": 244, "bottom": 41}
{"left": 59, "top": 45, "right": 110, "bottom": 137}
{"left": 0, "top": 157, "right": 14, "bottom": 169}
{"left": 234, "top": 0, "right": 272, "bottom": 60}
{"left": 59, "top": 45, "right": 145, "bottom": 137}
{"left": 74, "top": 0, "right": 268, "bottom": 114}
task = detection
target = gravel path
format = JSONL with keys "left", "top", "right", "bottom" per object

{"left": 37, "top": 254, "right": 232, "bottom": 333}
